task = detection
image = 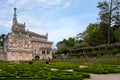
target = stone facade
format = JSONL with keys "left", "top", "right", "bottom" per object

{"left": 3, "top": 8, "right": 53, "bottom": 61}
{"left": 0, "top": 47, "right": 6, "bottom": 60}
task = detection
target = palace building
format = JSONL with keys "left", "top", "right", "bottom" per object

{"left": 2, "top": 8, "right": 53, "bottom": 61}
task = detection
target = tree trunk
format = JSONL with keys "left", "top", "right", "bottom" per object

{"left": 108, "top": 0, "right": 113, "bottom": 44}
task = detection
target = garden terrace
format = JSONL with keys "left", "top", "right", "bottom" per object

{"left": 70, "top": 42, "right": 120, "bottom": 57}
{"left": 0, "top": 56, "right": 120, "bottom": 79}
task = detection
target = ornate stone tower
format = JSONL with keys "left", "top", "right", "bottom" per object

{"left": 13, "top": 8, "right": 17, "bottom": 26}
{"left": 12, "top": 8, "right": 26, "bottom": 32}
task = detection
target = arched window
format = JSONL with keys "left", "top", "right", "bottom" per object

{"left": 35, "top": 56, "right": 39, "bottom": 60}
{"left": 47, "top": 50, "right": 50, "bottom": 54}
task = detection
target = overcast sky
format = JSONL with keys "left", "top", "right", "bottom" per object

{"left": 0, "top": 0, "right": 101, "bottom": 46}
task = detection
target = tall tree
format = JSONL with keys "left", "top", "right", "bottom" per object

{"left": 82, "top": 23, "right": 99, "bottom": 46}
{"left": 97, "top": 0, "right": 120, "bottom": 44}
{"left": 67, "top": 37, "right": 75, "bottom": 47}
{"left": 99, "top": 22, "right": 108, "bottom": 44}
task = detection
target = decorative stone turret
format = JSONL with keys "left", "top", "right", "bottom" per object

{"left": 13, "top": 8, "right": 17, "bottom": 25}
{"left": 12, "top": 8, "right": 26, "bottom": 32}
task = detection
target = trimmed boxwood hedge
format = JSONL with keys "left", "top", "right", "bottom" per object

{"left": 0, "top": 61, "right": 89, "bottom": 80}
{"left": 74, "top": 63, "right": 120, "bottom": 74}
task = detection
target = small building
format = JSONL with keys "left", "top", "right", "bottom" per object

{"left": 2, "top": 8, "right": 53, "bottom": 61}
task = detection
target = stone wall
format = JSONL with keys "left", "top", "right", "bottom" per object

{"left": 0, "top": 47, "right": 6, "bottom": 60}
{"left": 4, "top": 26, "right": 53, "bottom": 61}
{"left": 7, "top": 52, "right": 33, "bottom": 61}
{"left": 0, "top": 47, "right": 3, "bottom": 53}
{"left": 5, "top": 32, "right": 33, "bottom": 61}
{"left": 32, "top": 41, "right": 53, "bottom": 60}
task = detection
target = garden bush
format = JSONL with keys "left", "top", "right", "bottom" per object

{"left": 112, "top": 48, "right": 119, "bottom": 54}
{"left": 99, "top": 50, "right": 106, "bottom": 56}
{"left": 74, "top": 63, "right": 120, "bottom": 74}
{"left": 91, "top": 51, "right": 98, "bottom": 56}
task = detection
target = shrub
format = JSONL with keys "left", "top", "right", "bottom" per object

{"left": 112, "top": 48, "right": 119, "bottom": 54}
{"left": 82, "top": 73, "right": 90, "bottom": 78}
{"left": 91, "top": 51, "right": 97, "bottom": 56}
{"left": 50, "top": 71, "right": 83, "bottom": 80}
{"left": 28, "top": 61, "right": 33, "bottom": 65}
{"left": 99, "top": 50, "right": 106, "bottom": 56}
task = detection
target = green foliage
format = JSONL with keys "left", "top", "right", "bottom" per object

{"left": 91, "top": 51, "right": 98, "bottom": 56}
{"left": 99, "top": 50, "right": 106, "bottom": 56}
{"left": 67, "top": 37, "right": 75, "bottom": 47}
{"left": 0, "top": 57, "right": 120, "bottom": 79}
{"left": 28, "top": 61, "right": 33, "bottom": 64}
{"left": 48, "top": 62, "right": 79, "bottom": 69}
{"left": 74, "top": 63, "right": 120, "bottom": 74}
{"left": 112, "top": 48, "right": 119, "bottom": 54}
{"left": 99, "top": 22, "right": 108, "bottom": 44}
{"left": 56, "top": 37, "right": 75, "bottom": 54}
{"left": 73, "top": 0, "right": 120, "bottom": 45}
{"left": 0, "top": 34, "right": 6, "bottom": 46}
{"left": 57, "top": 46, "right": 69, "bottom": 55}
{"left": 74, "top": 42, "right": 89, "bottom": 48}
{"left": 82, "top": 23, "right": 99, "bottom": 46}
{"left": 114, "top": 26, "right": 120, "bottom": 42}
{"left": 81, "top": 73, "right": 90, "bottom": 78}
{"left": 50, "top": 71, "right": 83, "bottom": 80}
{"left": 97, "top": 0, "right": 120, "bottom": 44}
{"left": 0, "top": 61, "right": 89, "bottom": 80}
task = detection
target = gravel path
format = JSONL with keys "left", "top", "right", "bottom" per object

{"left": 85, "top": 74, "right": 120, "bottom": 80}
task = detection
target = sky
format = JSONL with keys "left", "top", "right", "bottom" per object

{"left": 0, "top": 0, "right": 101, "bottom": 47}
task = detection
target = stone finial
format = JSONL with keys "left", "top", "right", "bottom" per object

{"left": 14, "top": 7, "right": 17, "bottom": 11}
{"left": 13, "top": 7, "right": 17, "bottom": 25}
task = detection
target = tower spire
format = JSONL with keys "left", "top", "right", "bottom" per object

{"left": 13, "top": 7, "right": 17, "bottom": 25}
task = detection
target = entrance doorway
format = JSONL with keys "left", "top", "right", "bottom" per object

{"left": 35, "top": 56, "right": 39, "bottom": 60}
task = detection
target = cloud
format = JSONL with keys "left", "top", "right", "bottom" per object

{"left": 48, "top": 18, "right": 83, "bottom": 43}
{"left": 6, "top": 0, "right": 16, "bottom": 4}
{"left": 24, "top": 16, "right": 82, "bottom": 45}
{"left": 36, "top": 0, "right": 64, "bottom": 6}
{"left": 0, "top": 19, "right": 11, "bottom": 34}
{"left": 0, "top": 20, "right": 12, "bottom": 28}
{"left": 16, "top": 13, "right": 82, "bottom": 45}
{"left": 6, "top": 0, "right": 75, "bottom": 10}
{"left": 0, "top": 0, "right": 99, "bottom": 46}
{"left": 63, "top": 1, "right": 72, "bottom": 8}
{"left": 6, "top": 0, "right": 64, "bottom": 9}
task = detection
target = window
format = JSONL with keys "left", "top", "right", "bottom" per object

{"left": 47, "top": 50, "right": 49, "bottom": 54}
{"left": 42, "top": 50, "right": 45, "bottom": 54}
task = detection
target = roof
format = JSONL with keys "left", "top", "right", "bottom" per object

{"left": 11, "top": 28, "right": 47, "bottom": 38}
{"left": 28, "top": 31, "right": 47, "bottom": 38}
{"left": 31, "top": 39, "right": 53, "bottom": 44}
{"left": 17, "top": 23, "right": 25, "bottom": 27}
